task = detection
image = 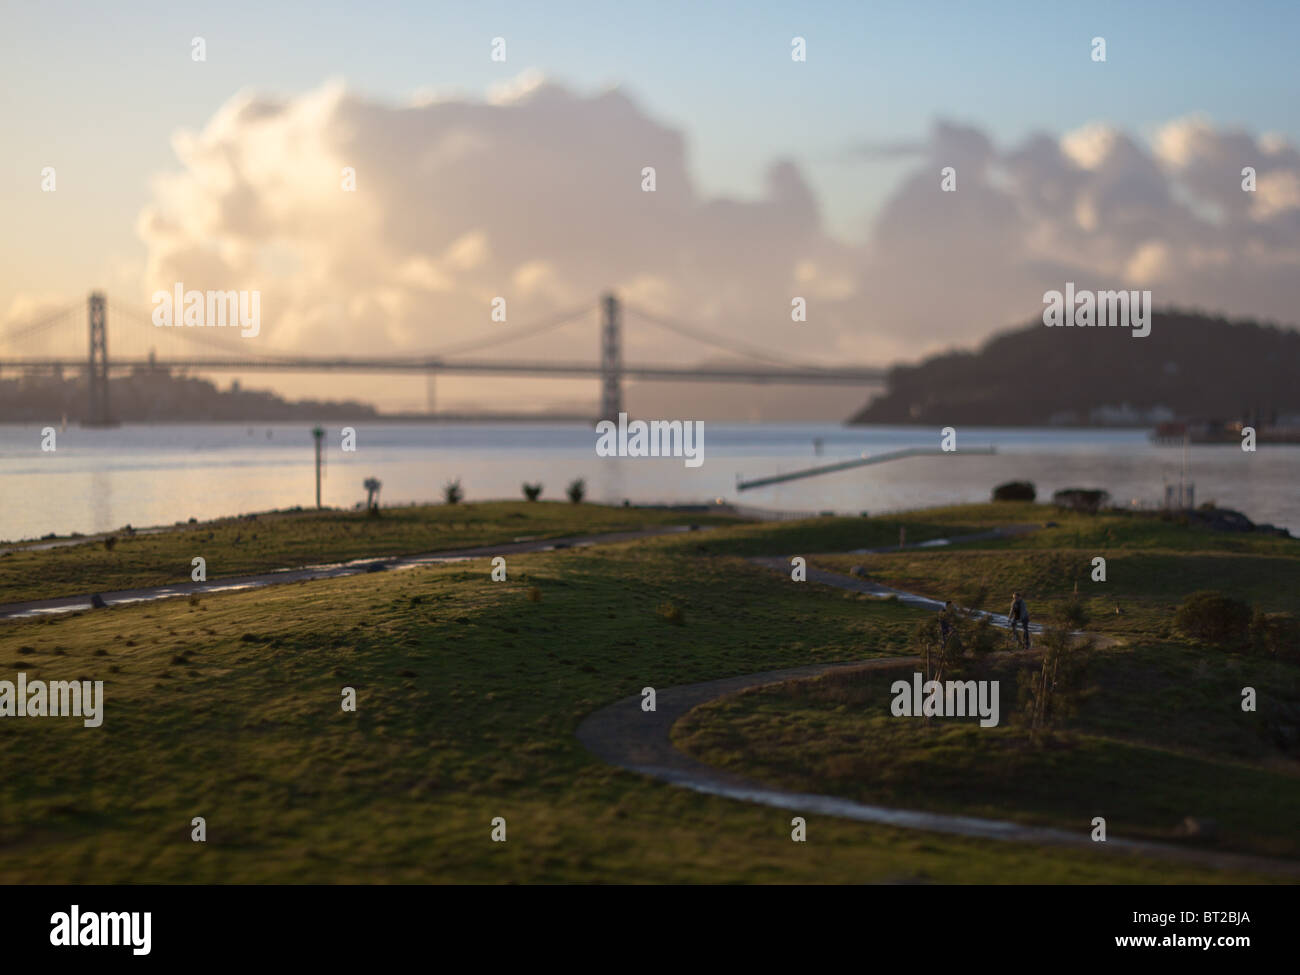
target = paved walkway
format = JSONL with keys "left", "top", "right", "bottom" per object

{"left": 576, "top": 659, "right": 1300, "bottom": 877}
{"left": 752, "top": 523, "right": 1052, "bottom": 637}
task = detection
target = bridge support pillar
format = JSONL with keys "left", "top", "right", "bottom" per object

{"left": 85, "top": 291, "right": 113, "bottom": 426}
{"left": 599, "top": 292, "right": 622, "bottom": 422}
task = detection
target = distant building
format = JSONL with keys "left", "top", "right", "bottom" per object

{"left": 1088, "top": 403, "right": 1176, "bottom": 426}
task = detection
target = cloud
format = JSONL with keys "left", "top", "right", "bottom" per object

{"left": 128, "top": 78, "right": 1300, "bottom": 414}
{"left": 834, "top": 114, "right": 1300, "bottom": 364}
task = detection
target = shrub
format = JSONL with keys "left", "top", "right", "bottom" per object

{"left": 566, "top": 478, "right": 586, "bottom": 504}
{"left": 912, "top": 602, "right": 999, "bottom": 686}
{"left": 522, "top": 482, "right": 543, "bottom": 502}
{"left": 1055, "top": 596, "right": 1091, "bottom": 631}
{"left": 443, "top": 478, "right": 463, "bottom": 505}
{"left": 103, "top": 536, "right": 117, "bottom": 551}
{"left": 656, "top": 601, "right": 684, "bottom": 625}
{"left": 1052, "top": 488, "right": 1110, "bottom": 513}
{"left": 1174, "top": 590, "right": 1252, "bottom": 648}
{"left": 957, "top": 582, "right": 991, "bottom": 614}
{"left": 992, "top": 481, "right": 1036, "bottom": 502}
{"left": 962, "top": 613, "right": 1002, "bottom": 658}
{"left": 1250, "top": 610, "right": 1300, "bottom": 663}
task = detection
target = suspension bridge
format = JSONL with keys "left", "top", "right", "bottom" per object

{"left": 0, "top": 292, "right": 885, "bottom": 425}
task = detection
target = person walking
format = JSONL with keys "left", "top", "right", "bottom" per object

{"left": 1008, "top": 591, "right": 1031, "bottom": 648}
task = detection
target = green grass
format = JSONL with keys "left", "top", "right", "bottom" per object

{"left": 674, "top": 648, "right": 1300, "bottom": 859}
{"left": 0, "top": 503, "right": 1293, "bottom": 882}
{"left": 814, "top": 540, "right": 1300, "bottom": 640}
{"left": 681, "top": 513, "right": 961, "bottom": 558}
{"left": 664, "top": 505, "right": 1300, "bottom": 865}
{"left": 0, "top": 501, "right": 737, "bottom": 605}
{"left": 872, "top": 501, "right": 1296, "bottom": 555}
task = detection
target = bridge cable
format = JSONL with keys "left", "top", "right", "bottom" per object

{"left": 105, "top": 298, "right": 308, "bottom": 364}
{"left": 0, "top": 300, "right": 81, "bottom": 348}
{"left": 621, "top": 303, "right": 818, "bottom": 368}
{"left": 105, "top": 296, "right": 596, "bottom": 363}
{"left": 425, "top": 302, "right": 594, "bottom": 358}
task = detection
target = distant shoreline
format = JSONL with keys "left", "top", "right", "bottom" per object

{"left": 0, "top": 412, "right": 595, "bottom": 425}
{"left": 0, "top": 418, "right": 1262, "bottom": 430}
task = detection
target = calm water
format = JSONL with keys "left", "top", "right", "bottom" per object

{"left": 1, "top": 422, "right": 1297, "bottom": 542}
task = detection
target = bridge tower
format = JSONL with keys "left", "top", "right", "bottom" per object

{"left": 599, "top": 292, "right": 622, "bottom": 421}
{"left": 85, "top": 291, "right": 113, "bottom": 426}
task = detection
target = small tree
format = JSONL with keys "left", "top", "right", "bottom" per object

{"left": 363, "top": 477, "right": 382, "bottom": 513}
{"left": 443, "top": 478, "right": 463, "bottom": 505}
{"left": 1016, "top": 597, "right": 1099, "bottom": 737}
{"left": 522, "top": 482, "right": 543, "bottom": 502}
{"left": 913, "top": 615, "right": 960, "bottom": 689}
{"left": 911, "top": 600, "right": 998, "bottom": 693}
{"left": 1017, "top": 626, "right": 1094, "bottom": 736}
{"left": 566, "top": 478, "right": 586, "bottom": 504}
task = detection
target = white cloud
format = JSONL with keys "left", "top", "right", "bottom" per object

{"left": 1125, "top": 241, "right": 1171, "bottom": 283}
{"left": 121, "top": 80, "right": 1300, "bottom": 413}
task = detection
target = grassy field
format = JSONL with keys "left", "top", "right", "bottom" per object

{"left": 0, "top": 501, "right": 1293, "bottom": 882}
{"left": 674, "top": 650, "right": 1300, "bottom": 858}
{"left": 814, "top": 502, "right": 1300, "bottom": 639}
{"left": 0, "top": 498, "right": 988, "bottom": 606}
{"left": 0, "top": 501, "right": 738, "bottom": 605}
{"left": 674, "top": 502, "right": 1300, "bottom": 865}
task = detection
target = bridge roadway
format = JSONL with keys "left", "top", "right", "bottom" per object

{"left": 1, "top": 357, "right": 885, "bottom": 384}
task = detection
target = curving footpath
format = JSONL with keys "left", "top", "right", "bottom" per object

{"left": 13, "top": 516, "right": 1295, "bottom": 875}
{"left": 577, "top": 535, "right": 1300, "bottom": 879}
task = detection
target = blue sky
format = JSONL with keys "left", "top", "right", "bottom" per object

{"left": 6, "top": 0, "right": 1298, "bottom": 276}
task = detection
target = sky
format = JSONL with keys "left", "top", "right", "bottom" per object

{"left": 3, "top": 0, "right": 1299, "bottom": 417}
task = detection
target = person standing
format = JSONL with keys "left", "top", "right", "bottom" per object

{"left": 1009, "top": 591, "right": 1031, "bottom": 648}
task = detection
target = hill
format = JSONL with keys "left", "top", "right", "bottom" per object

{"left": 0, "top": 369, "right": 378, "bottom": 423}
{"left": 848, "top": 310, "right": 1300, "bottom": 426}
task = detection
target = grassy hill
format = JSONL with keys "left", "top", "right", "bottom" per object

{"left": 849, "top": 310, "right": 1300, "bottom": 426}
{"left": 1, "top": 502, "right": 1296, "bottom": 882}
{"left": 680, "top": 504, "right": 1300, "bottom": 861}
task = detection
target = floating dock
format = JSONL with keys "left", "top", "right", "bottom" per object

{"left": 736, "top": 445, "right": 997, "bottom": 491}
